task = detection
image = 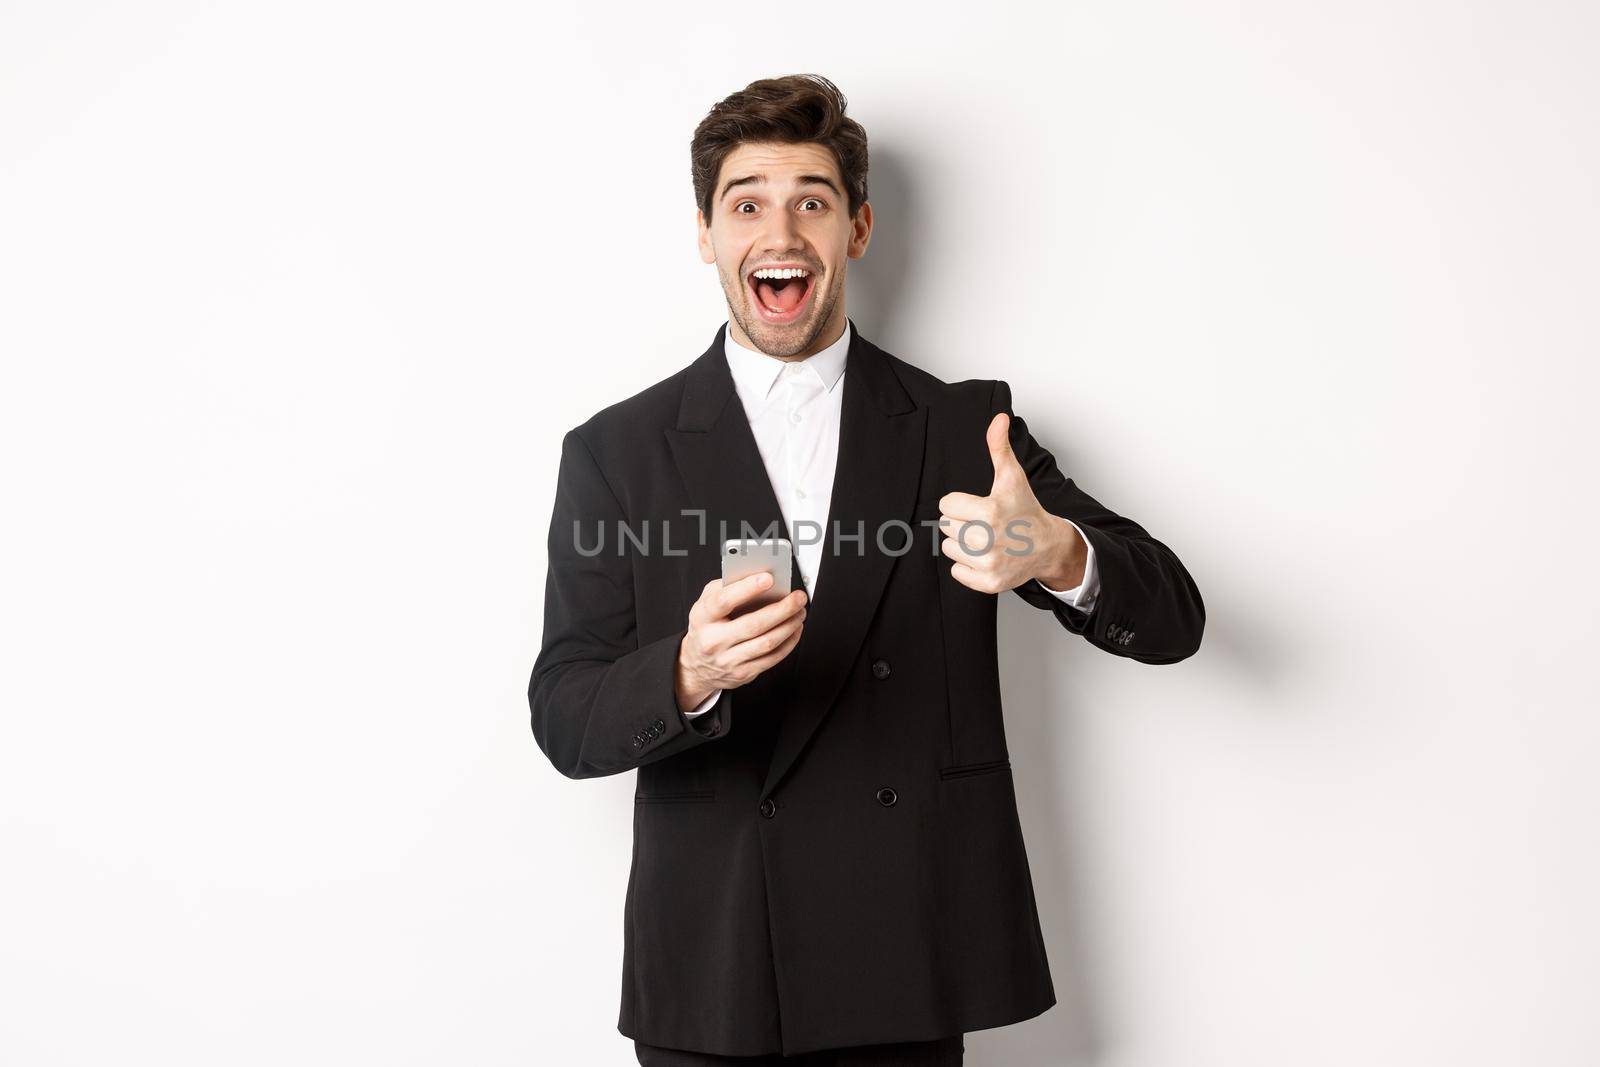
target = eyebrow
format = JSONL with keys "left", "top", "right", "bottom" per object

{"left": 719, "top": 173, "right": 843, "bottom": 204}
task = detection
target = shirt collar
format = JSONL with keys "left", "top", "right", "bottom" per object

{"left": 723, "top": 318, "right": 851, "bottom": 410}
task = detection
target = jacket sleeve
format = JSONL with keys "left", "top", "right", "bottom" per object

{"left": 993, "top": 379, "right": 1206, "bottom": 664}
{"left": 528, "top": 427, "right": 730, "bottom": 779}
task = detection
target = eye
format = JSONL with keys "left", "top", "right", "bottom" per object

{"left": 734, "top": 201, "right": 758, "bottom": 214}
{"left": 799, "top": 198, "right": 826, "bottom": 211}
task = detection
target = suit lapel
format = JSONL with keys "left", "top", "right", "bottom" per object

{"left": 665, "top": 323, "right": 802, "bottom": 600}
{"left": 762, "top": 325, "right": 927, "bottom": 797}
{"left": 666, "top": 321, "right": 928, "bottom": 798}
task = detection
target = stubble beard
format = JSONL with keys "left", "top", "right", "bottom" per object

{"left": 722, "top": 264, "right": 840, "bottom": 359}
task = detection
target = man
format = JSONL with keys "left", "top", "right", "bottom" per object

{"left": 529, "top": 74, "right": 1205, "bottom": 1065}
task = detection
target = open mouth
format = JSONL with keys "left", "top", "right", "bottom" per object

{"left": 746, "top": 266, "right": 817, "bottom": 325}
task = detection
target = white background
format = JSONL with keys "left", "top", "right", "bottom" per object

{"left": 3, "top": 2, "right": 1596, "bottom": 1065}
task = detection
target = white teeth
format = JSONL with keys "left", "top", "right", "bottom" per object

{"left": 752, "top": 267, "right": 810, "bottom": 280}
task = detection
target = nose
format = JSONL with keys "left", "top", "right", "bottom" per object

{"left": 757, "top": 209, "right": 804, "bottom": 258}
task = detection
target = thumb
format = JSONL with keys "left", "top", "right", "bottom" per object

{"left": 987, "top": 412, "right": 1022, "bottom": 489}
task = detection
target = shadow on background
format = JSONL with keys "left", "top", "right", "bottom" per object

{"left": 842, "top": 143, "right": 921, "bottom": 344}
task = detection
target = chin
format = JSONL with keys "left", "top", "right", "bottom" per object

{"left": 744, "top": 322, "right": 816, "bottom": 358}
{"left": 732, "top": 290, "right": 832, "bottom": 358}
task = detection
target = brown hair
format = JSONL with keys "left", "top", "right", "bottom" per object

{"left": 691, "top": 73, "right": 869, "bottom": 223}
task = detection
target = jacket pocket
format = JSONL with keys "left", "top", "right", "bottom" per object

{"left": 634, "top": 790, "right": 717, "bottom": 804}
{"left": 937, "top": 757, "right": 1011, "bottom": 781}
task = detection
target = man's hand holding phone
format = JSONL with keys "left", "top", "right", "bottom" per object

{"left": 675, "top": 573, "right": 808, "bottom": 713}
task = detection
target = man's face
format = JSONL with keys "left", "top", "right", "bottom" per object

{"left": 697, "top": 140, "right": 872, "bottom": 359}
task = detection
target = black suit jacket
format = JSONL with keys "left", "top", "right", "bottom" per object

{"left": 528, "top": 320, "right": 1204, "bottom": 1057}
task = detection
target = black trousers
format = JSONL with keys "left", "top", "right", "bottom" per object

{"left": 635, "top": 1035, "right": 964, "bottom": 1066}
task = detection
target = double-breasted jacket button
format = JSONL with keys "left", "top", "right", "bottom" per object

{"left": 758, "top": 798, "right": 777, "bottom": 819}
{"left": 876, "top": 787, "right": 898, "bottom": 807}
{"left": 871, "top": 658, "right": 891, "bottom": 680}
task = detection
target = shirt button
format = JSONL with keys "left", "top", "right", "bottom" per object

{"left": 758, "top": 798, "right": 777, "bottom": 819}
{"left": 871, "top": 659, "right": 891, "bottom": 680}
{"left": 876, "top": 787, "right": 898, "bottom": 807}
{"left": 795, "top": 488, "right": 807, "bottom": 499}
{"left": 790, "top": 412, "right": 802, "bottom": 423}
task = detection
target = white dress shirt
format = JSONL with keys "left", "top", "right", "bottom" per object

{"left": 685, "top": 318, "right": 1100, "bottom": 718}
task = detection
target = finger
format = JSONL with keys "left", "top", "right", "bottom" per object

{"left": 720, "top": 588, "right": 807, "bottom": 645}
{"left": 940, "top": 534, "right": 992, "bottom": 564}
{"left": 987, "top": 411, "right": 1017, "bottom": 469}
{"left": 987, "top": 412, "right": 1026, "bottom": 492}
{"left": 713, "top": 570, "right": 775, "bottom": 618}
{"left": 724, "top": 610, "right": 806, "bottom": 667}
{"left": 937, "top": 491, "right": 990, "bottom": 520}
{"left": 940, "top": 518, "right": 999, "bottom": 556}
{"left": 736, "top": 619, "right": 805, "bottom": 678}
{"left": 948, "top": 560, "right": 1000, "bottom": 595}
{"left": 986, "top": 411, "right": 1013, "bottom": 464}
{"left": 711, "top": 589, "right": 805, "bottom": 648}
{"left": 689, "top": 576, "right": 721, "bottom": 622}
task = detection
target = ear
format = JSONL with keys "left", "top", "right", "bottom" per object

{"left": 848, "top": 200, "right": 872, "bottom": 259}
{"left": 697, "top": 209, "right": 715, "bottom": 264}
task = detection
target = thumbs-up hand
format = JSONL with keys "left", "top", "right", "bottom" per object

{"left": 936, "top": 412, "right": 1088, "bottom": 595}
